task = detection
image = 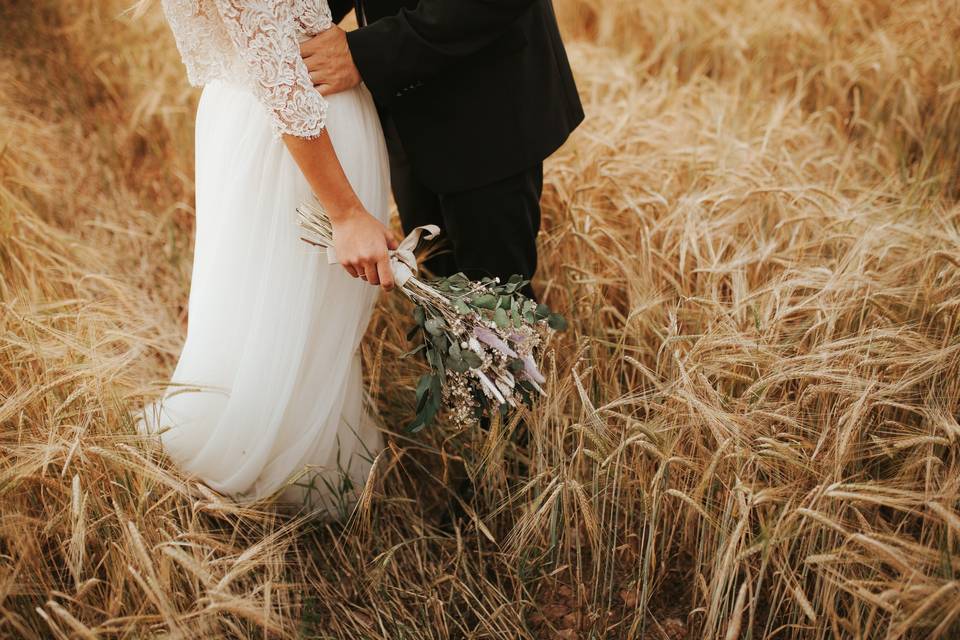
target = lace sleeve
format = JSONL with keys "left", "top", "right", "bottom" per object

{"left": 212, "top": 0, "right": 328, "bottom": 138}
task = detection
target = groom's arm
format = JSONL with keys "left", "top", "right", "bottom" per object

{"left": 345, "top": 0, "right": 540, "bottom": 104}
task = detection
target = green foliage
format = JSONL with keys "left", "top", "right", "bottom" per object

{"left": 403, "top": 272, "right": 565, "bottom": 432}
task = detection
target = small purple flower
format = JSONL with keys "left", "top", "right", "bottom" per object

{"left": 521, "top": 354, "right": 546, "bottom": 385}
{"left": 473, "top": 325, "right": 517, "bottom": 357}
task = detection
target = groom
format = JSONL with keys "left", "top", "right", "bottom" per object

{"left": 300, "top": 0, "right": 584, "bottom": 298}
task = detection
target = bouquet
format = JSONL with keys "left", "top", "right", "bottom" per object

{"left": 297, "top": 201, "right": 566, "bottom": 432}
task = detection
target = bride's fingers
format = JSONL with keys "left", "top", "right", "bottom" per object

{"left": 309, "top": 70, "right": 323, "bottom": 84}
{"left": 315, "top": 83, "right": 333, "bottom": 96}
{"left": 363, "top": 262, "right": 380, "bottom": 286}
{"left": 377, "top": 258, "right": 395, "bottom": 292}
{"left": 343, "top": 263, "right": 359, "bottom": 278}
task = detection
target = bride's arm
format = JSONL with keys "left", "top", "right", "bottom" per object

{"left": 211, "top": 0, "right": 396, "bottom": 288}
{"left": 283, "top": 134, "right": 397, "bottom": 289}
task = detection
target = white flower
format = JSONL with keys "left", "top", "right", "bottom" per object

{"left": 495, "top": 376, "right": 515, "bottom": 405}
{"left": 468, "top": 337, "right": 484, "bottom": 357}
{"left": 474, "top": 370, "right": 505, "bottom": 404}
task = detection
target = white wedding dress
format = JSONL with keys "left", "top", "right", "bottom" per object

{"left": 139, "top": 0, "right": 388, "bottom": 510}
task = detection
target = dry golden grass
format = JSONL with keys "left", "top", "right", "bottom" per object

{"left": 2, "top": 0, "right": 960, "bottom": 638}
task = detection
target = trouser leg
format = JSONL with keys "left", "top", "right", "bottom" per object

{"left": 382, "top": 116, "right": 544, "bottom": 298}
{"left": 438, "top": 164, "right": 544, "bottom": 300}
{"left": 382, "top": 115, "right": 456, "bottom": 279}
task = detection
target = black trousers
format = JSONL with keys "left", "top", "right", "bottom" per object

{"left": 382, "top": 116, "right": 543, "bottom": 300}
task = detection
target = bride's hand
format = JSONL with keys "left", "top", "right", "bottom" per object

{"left": 280, "top": 134, "right": 396, "bottom": 289}
{"left": 331, "top": 207, "right": 399, "bottom": 291}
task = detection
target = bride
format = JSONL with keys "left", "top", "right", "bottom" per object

{"left": 138, "top": 0, "right": 395, "bottom": 511}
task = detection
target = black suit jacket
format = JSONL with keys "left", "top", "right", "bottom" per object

{"left": 328, "top": 0, "right": 584, "bottom": 194}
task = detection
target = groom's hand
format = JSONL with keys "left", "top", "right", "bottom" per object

{"left": 300, "top": 26, "right": 361, "bottom": 96}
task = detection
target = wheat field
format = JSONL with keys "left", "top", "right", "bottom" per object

{"left": 2, "top": 1, "right": 960, "bottom": 638}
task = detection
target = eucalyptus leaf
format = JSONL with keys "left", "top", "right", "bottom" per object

{"left": 462, "top": 350, "right": 482, "bottom": 368}
{"left": 429, "top": 375, "right": 443, "bottom": 410}
{"left": 511, "top": 297, "right": 522, "bottom": 328}
{"left": 401, "top": 343, "right": 427, "bottom": 359}
{"left": 426, "top": 348, "right": 445, "bottom": 378}
{"left": 547, "top": 313, "right": 568, "bottom": 331}
{"left": 453, "top": 299, "right": 472, "bottom": 315}
{"left": 494, "top": 307, "right": 508, "bottom": 328}
{"left": 431, "top": 333, "right": 449, "bottom": 353}
{"left": 408, "top": 401, "right": 439, "bottom": 433}
{"left": 407, "top": 417, "right": 426, "bottom": 433}
{"left": 413, "top": 305, "right": 426, "bottom": 326}
{"left": 448, "top": 341, "right": 462, "bottom": 359}
{"left": 424, "top": 318, "right": 445, "bottom": 336}
{"left": 473, "top": 294, "right": 497, "bottom": 309}
{"left": 415, "top": 374, "right": 432, "bottom": 410}
{"left": 447, "top": 355, "right": 469, "bottom": 373}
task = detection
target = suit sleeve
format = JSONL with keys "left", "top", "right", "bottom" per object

{"left": 346, "top": 0, "right": 539, "bottom": 105}
{"left": 328, "top": 0, "right": 354, "bottom": 24}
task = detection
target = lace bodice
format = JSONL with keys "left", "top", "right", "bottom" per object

{"left": 161, "top": 0, "right": 333, "bottom": 138}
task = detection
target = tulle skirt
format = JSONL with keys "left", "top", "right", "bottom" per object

{"left": 138, "top": 80, "right": 390, "bottom": 511}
